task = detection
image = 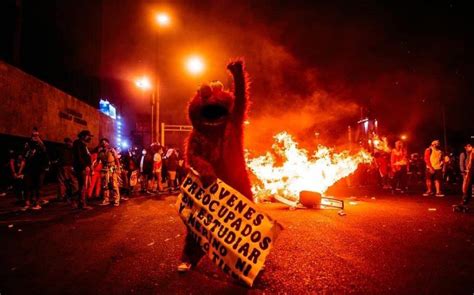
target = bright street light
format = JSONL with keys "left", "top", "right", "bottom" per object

{"left": 186, "top": 56, "right": 205, "bottom": 75}
{"left": 135, "top": 75, "right": 157, "bottom": 144}
{"left": 155, "top": 12, "right": 170, "bottom": 26}
{"left": 135, "top": 76, "right": 152, "bottom": 90}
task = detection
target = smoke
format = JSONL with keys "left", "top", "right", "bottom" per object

{"left": 238, "top": 38, "right": 360, "bottom": 152}
{"left": 97, "top": 0, "right": 471, "bottom": 149}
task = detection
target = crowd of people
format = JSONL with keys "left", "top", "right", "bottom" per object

{"left": 6, "top": 128, "right": 187, "bottom": 211}
{"left": 2, "top": 128, "right": 473, "bottom": 211}
{"left": 373, "top": 138, "right": 473, "bottom": 206}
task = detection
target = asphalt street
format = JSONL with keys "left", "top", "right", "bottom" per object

{"left": 0, "top": 190, "right": 473, "bottom": 294}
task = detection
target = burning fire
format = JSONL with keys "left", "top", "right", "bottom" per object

{"left": 247, "top": 132, "right": 372, "bottom": 202}
{"left": 370, "top": 134, "right": 391, "bottom": 153}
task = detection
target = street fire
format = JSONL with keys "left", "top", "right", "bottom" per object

{"left": 247, "top": 132, "right": 373, "bottom": 203}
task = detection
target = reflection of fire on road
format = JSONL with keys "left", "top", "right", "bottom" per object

{"left": 246, "top": 132, "right": 373, "bottom": 204}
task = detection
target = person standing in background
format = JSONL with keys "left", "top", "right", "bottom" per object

{"left": 391, "top": 140, "right": 408, "bottom": 194}
{"left": 165, "top": 147, "right": 179, "bottom": 192}
{"left": 423, "top": 140, "right": 445, "bottom": 197}
{"left": 87, "top": 150, "right": 102, "bottom": 199}
{"left": 152, "top": 144, "right": 164, "bottom": 193}
{"left": 97, "top": 138, "right": 121, "bottom": 207}
{"left": 73, "top": 130, "right": 93, "bottom": 210}
{"left": 56, "top": 138, "right": 78, "bottom": 203}
{"left": 459, "top": 144, "right": 472, "bottom": 179}
{"left": 176, "top": 149, "right": 187, "bottom": 188}
{"left": 10, "top": 150, "right": 25, "bottom": 203}
{"left": 459, "top": 142, "right": 473, "bottom": 206}
{"left": 23, "top": 129, "right": 49, "bottom": 210}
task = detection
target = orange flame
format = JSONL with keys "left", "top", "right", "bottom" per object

{"left": 371, "top": 134, "right": 391, "bottom": 153}
{"left": 247, "top": 132, "right": 373, "bottom": 202}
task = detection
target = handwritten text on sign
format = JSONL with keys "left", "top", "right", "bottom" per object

{"left": 176, "top": 172, "right": 280, "bottom": 287}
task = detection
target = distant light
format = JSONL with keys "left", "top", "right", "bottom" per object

{"left": 99, "top": 99, "right": 117, "bottom": 119}
{"left": 156, "top": 13, "right": 170, "bottom": 26}
{"left": 244, "top": 120, "right": 250, "bottom": 125}
{"left": 186, "top": 56, "right": 205, "bottom": 75}
{"left": 117, "top": 121, "right": 122, "bottom": 126}
{"left": 121, "top": 140, "right": 129, "bottom": 149}
{"left": 135, "top": 76, "right": 151, "bottom": 90}
{"left": 401, "top": 134, "right": 407, "bottom": 140}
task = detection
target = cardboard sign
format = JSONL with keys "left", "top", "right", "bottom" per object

{"left": 176, "top": 171, "right": 281, "bottom": 287}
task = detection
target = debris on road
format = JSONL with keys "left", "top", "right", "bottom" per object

{"left": 147, "top": 241, "right": 155, "bottom": 246}
{"left": 8, "top": 224, "right": 14, "bottom": 228}
{"left": 164, "top": 238, "right": 171, "bottom": 242}
{"left": 428, "top": 208, "right": 437, "bottom": 212}
{"left": 338, "top": 210, "right": 346, "bottom": 216}
{"left": 18, "top": 229, "right": 22, "bottom": 232}
{"left": 175, "top": 234, "right": 181, "bottom": 238}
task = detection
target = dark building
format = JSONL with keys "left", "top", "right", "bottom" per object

{"left": 0, "top": 0, "right": 103, "bottom": 107}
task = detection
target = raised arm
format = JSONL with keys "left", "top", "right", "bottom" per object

{"left": 227, "top": 59, "right": 249, "bottom": 123}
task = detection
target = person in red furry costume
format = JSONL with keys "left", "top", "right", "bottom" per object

{"left": 178, "top": 59, "right": 253, "bottom": 272}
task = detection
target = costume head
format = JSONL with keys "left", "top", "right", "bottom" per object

{"left": 188, "top": 80, "right": 233, "bottom": 132}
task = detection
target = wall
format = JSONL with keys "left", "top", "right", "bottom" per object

{"left": 0, "top": 61, "right": 115, "bottom": 147}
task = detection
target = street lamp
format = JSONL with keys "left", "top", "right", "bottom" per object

{"left": 135, "top": 76, "right": 151, "bottom": 90}
{"left": 150, "top": 11, "right": 171, "bottom": 145}
{"left": 155, "top": 12, "right": 171, "bottom": 26}
{"left": 135, "top": 76, "right": 157, "bottom": 144}
{"left": 185, "top": 56, "right": 205, "bottom": 75}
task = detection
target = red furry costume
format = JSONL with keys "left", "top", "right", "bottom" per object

{"left": 186, "top": 59, "right": 253, "bottom": 199}
{"left": 181, "top": 59, "right": 253, "bottom": 267}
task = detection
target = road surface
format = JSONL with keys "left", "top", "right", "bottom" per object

{"left": 0, "top": 191, "right": 473, "bottom": 294}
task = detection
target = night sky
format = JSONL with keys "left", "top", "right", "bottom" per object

{"left": 1, "top": 0, "right": 472, "bottom": 151}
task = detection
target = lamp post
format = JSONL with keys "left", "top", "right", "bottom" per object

{"left": 152, "top": 12, "right": 171, "bottom": 145}
{"left": 135, "top": 76, "right": 155, "bottom": 144}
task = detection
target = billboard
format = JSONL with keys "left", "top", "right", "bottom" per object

{"left": 99, "top": 99, "right": 117, "bottom": 119}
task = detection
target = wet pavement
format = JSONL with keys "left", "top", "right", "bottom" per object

{"left": 0, "top": 190, "right": 473, "bottom": 294}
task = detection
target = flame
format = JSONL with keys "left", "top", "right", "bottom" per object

{"left": 247, "top": 132, "right": 372, "bottom": 202}
{"left": 371, "top": 134, "right": 391, "bottom": 153}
